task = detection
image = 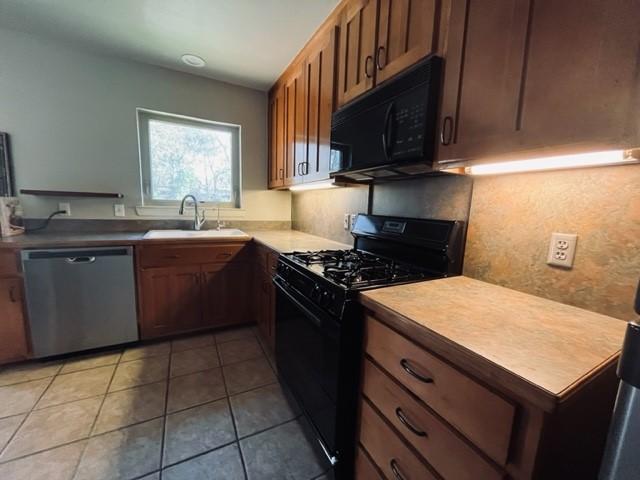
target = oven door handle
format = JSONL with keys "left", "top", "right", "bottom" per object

{"left": 273, "top": 276, "right": 325, "bottom": 328}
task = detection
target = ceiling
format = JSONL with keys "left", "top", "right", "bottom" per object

{"left": 0, "top": 0, "right": 340, "bottom": 90}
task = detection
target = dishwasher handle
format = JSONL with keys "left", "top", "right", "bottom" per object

{"left": 65, "top": 256, "right": 96, "bottom": 264}
{"left": 24, "top": 248, "right": 131, "bottom": 261}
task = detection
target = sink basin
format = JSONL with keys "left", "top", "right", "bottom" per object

{"left": 143, "top": 229, "right": 249, "bottom": 240}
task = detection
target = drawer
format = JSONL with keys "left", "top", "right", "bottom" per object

{"left": 0, "top": 250, "right": 20, "bottom": 276}
{"left": 365, "top": 315, "right": 515, "bottom": 465}
{"left": 362, "top": 358, "right": 504, "bottom": 480}
{"left": 360, "top": 398, "right": 438, "bottom": 480}
{"left": 355, "top": 446, "right": 383, "bottom": 480}
{"left": 139, "top": 243, "right": 247, "bottom": 268}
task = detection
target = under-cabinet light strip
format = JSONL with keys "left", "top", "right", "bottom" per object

{"left": 466, "top": 150, "right": 638, "bottom": 175}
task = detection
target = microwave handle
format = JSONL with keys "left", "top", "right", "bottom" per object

{"left": 382, "top": 102, "right": 395, "bottom": 159}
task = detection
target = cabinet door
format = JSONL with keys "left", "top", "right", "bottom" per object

{"left": 284, "top": 65, "right": 306, "bottom": 186}
{"left": 202, "top": 262, "right": 251, "bottom": 328}
{"left": 0, "top": 278, "right": 29, "bottom": 364}
{"left": 437, "top": 0, "right": 531, "bottom": 164}
{"left": 304, "top": 27, "right": 338, "bottom": 183}
{"left": 518, "top": 0, "right": 640, "bottom": 150}
{"left": 139, "top": 265, "right": 202, "bottom": 338}
{"left": 268, "top": 86, "right": 285, "bottom": 188}
{"left": 337, "top": 0, "right": 377, "bottom": 107}
{"left": 376, "top": 0, "right": 439, "bottom": 84}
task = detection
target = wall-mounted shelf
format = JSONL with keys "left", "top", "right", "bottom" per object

{"left": 20, "top": 189, "right": 124, "bottom": 198}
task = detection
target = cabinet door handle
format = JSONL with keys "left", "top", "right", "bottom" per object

{"left": 376, "top": 45, "right": 386, "bottom": 70}
{"left": 395, "top": 407, "right": 427, "bottom": 437}
{"left": 303, "top": 162, "right": 309, "bottom": 175}
{"left": 390, "top": 459, "right": 406, "bottom": 480}
{"left": 279, "top": 168, "right": 284, "bottom": 179}
{"left": 441, "top": 115, "right": 453, "bottom": 146}
{"left": 364, "top": 55, "right": 374, "bottom": 79}
{"left": 400, "top": 358, "right": 434, "bottom": 384}
{"left": 8, "top": 286, "right": 17, "bottom": 303}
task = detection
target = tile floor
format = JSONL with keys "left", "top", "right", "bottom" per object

{"left": 0, "top": 326, "right": 331, "bottom": 480}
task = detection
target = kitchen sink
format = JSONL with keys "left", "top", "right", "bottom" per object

{"left": 143, "top": 229, "right": 250, "bottom": 240}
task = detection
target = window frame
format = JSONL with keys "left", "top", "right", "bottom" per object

{"left": 136, "top": 108, "right": 242, "bottom": 209}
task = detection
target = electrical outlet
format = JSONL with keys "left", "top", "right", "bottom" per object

{"left": 350, "top": 213, "right": 358, "bottom": 231}
{"left": 547, "top": 233, "right": 578, "bottom": 268}
{"left": 58, "top": 202, "right": 71, "bottom": 216}
{"left": 114, "top": 204, "right": 125, "bottom": 217}
{"left": 343, "top": 213, "right": 350, "bottom": 230}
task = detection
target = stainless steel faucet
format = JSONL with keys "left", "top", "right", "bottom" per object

{"left": 179, "top": 195, "right": 206, "bottom": 231}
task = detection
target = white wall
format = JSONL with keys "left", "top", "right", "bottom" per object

{"left": 0, "top": 27, "right": 291, "bottom": 220}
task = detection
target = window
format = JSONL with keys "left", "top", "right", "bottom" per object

{"left": 137, "top": 109, "right": 241, "bottom": 207}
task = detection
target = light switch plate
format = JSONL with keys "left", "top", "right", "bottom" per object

{"left": 114, "top": 204, "right": 125, "bottom": 217}
{"left": 547, "top": 232, "right": 578, "bottom": 268}
{"left": 343, "top": 213, "right": 350, "bottom": 230}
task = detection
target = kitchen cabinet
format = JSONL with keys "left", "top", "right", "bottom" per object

{"left": 284, "top": 64, "right": 307, "bottom": 186}
{"left": 267, "top": 86, "right": 285, "bottom": 188}
{"left": 375, "top": 0, "right": 439, "bottom": 84}
{"left": 137, "top": 242, "right": 251, "bottom": 339}
{"left": 303, "top": 27, "right": 338, "bottom": 183}
{"left": 202, "top": 262, "right": 251, "bottom": 327}
{"left": 336, "top": 0, "right": 377, "bottom": 107}
{"left": 269, "top": 25, "right": 338, "bottom": 189}
{"left": 437, "top": 0, "right": 640, "bottom": 165}
{"left": 0, "top": 276, "right": 30, "bottom": 364}
{"left": 337, "top": 0, "right": 442, "bottom": 107}
{"left": 139, "top": 265, "right": 203, "bottom": 338}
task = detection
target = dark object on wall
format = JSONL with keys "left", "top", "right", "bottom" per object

{"left": 0, "top": 133, "right": 15, "bottom": 197}
{"left": 20, "top": 189, "right": 124, "bottom": 198}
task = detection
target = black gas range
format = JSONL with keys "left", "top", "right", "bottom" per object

{"left": 274, "top": 214, "right": 465, "bottom": 478}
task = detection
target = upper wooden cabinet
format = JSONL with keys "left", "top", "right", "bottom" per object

{"left": 437, "top": 0, "right": 640, "bottom": 165}
{"left": 283, "top": 63, "right": 307, "bottom": 186}
{"left": 304, "top": 27, "right": 338, "bottom": 183}
{"left": 267, "top": 86, "right": 285, "bottom": 189}
{"left": 337, "top": 0, "right": 377, "bottom": 106}
{"left": 269, "top": 26, "right": 339, "bottom": 189}
{"left": 375, "top": 0, "right": 440, "bottom": 83}
{"left": 337, "top": 0, "right": 442, "bottom": 108}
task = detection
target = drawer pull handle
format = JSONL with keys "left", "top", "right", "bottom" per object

{"left": 218, "top": 253, "right": 232, "bottom": 258}
{"left": 396, "top": 407, "right": 427, "bottom": 437}
{"left": 400, "top": 358, "right": 434, "bottom": 384}
{"left": 164, "top": 255, "right": 181, "bottom": 259}
{"left": 390, "top": 459, "right": 406, "bottom": 480}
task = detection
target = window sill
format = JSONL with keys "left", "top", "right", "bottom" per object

{"left": 135, "top": 205, "right": 246, "bottom": 219}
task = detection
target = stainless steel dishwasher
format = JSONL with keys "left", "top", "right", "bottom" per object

{"left": 22, "top": 246, "right": 139, "bottom": 357}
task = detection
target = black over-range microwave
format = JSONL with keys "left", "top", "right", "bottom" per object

{"left": 329, "top": 55, "right": 443, "bottom": 182}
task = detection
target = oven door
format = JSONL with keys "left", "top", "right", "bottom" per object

{"left": 274, "top": 276, "right": 340, "bottom": 463}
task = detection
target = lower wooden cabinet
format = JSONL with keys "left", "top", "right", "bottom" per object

{"left": 253, "top": 244, "right": 278, "bottom": 350}
{"left": 139, "top": 265, "right": 203, "bottom": 338}
{"left": 202, "top": 262, "right": 251, "bottom": 328}
{"left": 0, "top": 276, "right": 30, "bottom": 364}
{"left": 137, "top": 242, "right": 252, "bottom": 339}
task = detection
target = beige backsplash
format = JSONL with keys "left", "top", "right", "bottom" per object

{"left": 292, "top": 165, "right": 640, "bottom": 321}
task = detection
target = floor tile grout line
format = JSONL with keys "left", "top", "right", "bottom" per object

{"left": 0, "top": 373, "right": 56, "bottom": 459}
{"left": 0, "top": 329, "right": 260, "bottom": 468}
{"left": 70, "top": 353, "right": 120, "bottom": 480}
{"left": 158, "top": 338, "right": 174, "bottom": 480}
{"left": 158, "top": 415, "right": 305, "bottom": 474}
{"left": 215, "top": 339, "right": 249, "bottom": 479}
